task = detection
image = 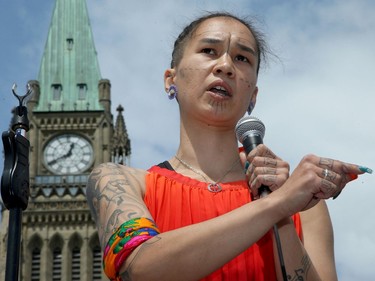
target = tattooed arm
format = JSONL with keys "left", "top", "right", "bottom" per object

{"left": 271, "top": 201, "right": 337, "bottom": 281}
{"left": 86, "top": 162, "right": 152, "bottom": 251}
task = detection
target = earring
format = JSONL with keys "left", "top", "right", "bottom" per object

{"left": 167, "top": 84, "right": 178, "bottom": 100}
{"left": 247, "top": 102, "right": 255, "bottom": 115}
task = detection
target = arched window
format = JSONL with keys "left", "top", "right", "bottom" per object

{"left": 71, "top": 246, "right": 81, "bottom": 280}
{"left": 68, "top": 233, "right": 83, "bottom": 281}
{"left": 49, "top": 233, "right": 64, "bottom": 281}
{"left": 90, "top": 233, "right": 103, "bottom": 280}
{"left": 28, "top": 234, "right": 43, "bottom": 281}
{"left": 52, "top": 247, "right": 62, "bottom": 281}
{"left": 31, "top": 248, "right": 41, "bottom": 281}
{"left": 92, "top": 245, "right": 102, "bottom": 280}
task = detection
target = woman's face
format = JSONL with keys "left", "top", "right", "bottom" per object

{"left": 167, "top": 17, "right": 259, "bottom": 127}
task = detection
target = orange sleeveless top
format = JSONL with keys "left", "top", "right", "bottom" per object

{"left": 145, "top": 165, "right": 303, "bottom": 281}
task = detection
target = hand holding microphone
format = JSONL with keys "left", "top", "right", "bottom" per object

{"left": 236, "top": 116, "right": 290, "bottom": 199}
{"left": 236, "top": 116, "right": 372, "bottom": 212}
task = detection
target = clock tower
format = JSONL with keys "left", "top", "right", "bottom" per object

{"left": 0, "top": 0, "right": 131, "bottom": 280}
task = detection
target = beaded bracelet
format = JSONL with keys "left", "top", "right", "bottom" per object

{"left": 103, "top": 217, "right": 160, "bottom": 280}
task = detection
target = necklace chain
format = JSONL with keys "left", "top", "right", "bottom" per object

{"left": 174, "top": 155, "right": 240, "bottom": 193}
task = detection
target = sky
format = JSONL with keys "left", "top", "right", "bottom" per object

{"left": 1, "top": 0, "right": 374, "bottom": 279}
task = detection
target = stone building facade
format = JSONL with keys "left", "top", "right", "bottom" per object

{"left": 0, "top": 0, "right": 131, "bottom": 280}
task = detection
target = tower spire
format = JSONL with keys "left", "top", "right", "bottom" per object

{"left": 35, "top": 0, "right": 103, "bottom": 112}
{"left": 112, "top": 105, "right": 131, "bottom": 165}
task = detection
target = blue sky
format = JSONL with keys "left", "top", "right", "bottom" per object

{"left": 1, "top": 1, "right": 375, "bottom": 279}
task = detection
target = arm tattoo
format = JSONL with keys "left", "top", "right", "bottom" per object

{"left": 101, "top": 209, "right": 124, "bottom": 246}
{"left": 86, "top": 163, "right": 148, "bottom": 248}
{"left": 287, "top": 254, "right": 312, "bottom": 281}
{"left": 86, "top": 167, "right": 104, "bottom": 222}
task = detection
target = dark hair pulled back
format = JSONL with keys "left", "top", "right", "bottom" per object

{"left": 170, "top": 12, "right": 269, "bottom": 74}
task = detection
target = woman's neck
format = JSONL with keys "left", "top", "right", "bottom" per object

{"left": 170, "top": 118, "right": 245, "bottom": 182}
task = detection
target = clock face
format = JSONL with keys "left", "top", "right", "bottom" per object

{"left": 44, "top": 134, "right": 93, "bottom": 174}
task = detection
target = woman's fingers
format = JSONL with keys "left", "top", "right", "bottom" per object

{"left": 245, "top": 150, "right": 290, "bottom": 198}
{"left": 247, "top": 160, "right": 289, "bottom": 198}
{"left": 244, "top": 149, "right": 372, "bottom": 202}
{"left": 294, "top": 154, "right": 372, "bottom": 201}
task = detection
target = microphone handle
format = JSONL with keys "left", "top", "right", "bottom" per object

{"left": 242, "top": 134, "right": 271, "bottom": 196}
{"left": 242, "top": 134, "right": 263, "bottom": 155}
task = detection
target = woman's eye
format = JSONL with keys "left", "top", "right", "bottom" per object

{"left": 201, "top": 48, "right": 215, "bottom": 55}
{"left": 235, "top": 55, "right": 250, "bottom": 63}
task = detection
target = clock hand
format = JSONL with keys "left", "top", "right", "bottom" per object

{"left": 47, "top": 143, "right": 75, "bottom": 166}
{"left": 65, "top": 143, "right": 75, "bottom": 157}
{"left": 47, "top": 159, "right": 58, "bottom": 166}
{"left": 47, "top": 153, "right": 67, "bottom": 165}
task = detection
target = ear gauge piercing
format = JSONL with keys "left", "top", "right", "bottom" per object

{"left": 167, "top": 84, "right": 178, "bottom": 100}
{"left": 247, "top": 102, "right": 255, "bottom": 115}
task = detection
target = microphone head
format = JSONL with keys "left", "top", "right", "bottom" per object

{"left": 235, "top": 116, "right": 265, "bottom": 143}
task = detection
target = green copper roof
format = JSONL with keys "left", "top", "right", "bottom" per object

{"left": 35, "top": 0, "right": 103, "bottom": 112}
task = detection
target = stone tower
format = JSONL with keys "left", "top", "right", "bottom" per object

{"left": 0, "top": 0, "right": 131, "bottom": 280}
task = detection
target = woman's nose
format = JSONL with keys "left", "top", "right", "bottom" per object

{"left": 213, "top": 54, "right": 235, "bottom": 78}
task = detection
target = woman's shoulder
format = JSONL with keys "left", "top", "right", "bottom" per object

{"left": 93, "top": 162, "right": 148, "bottom": 176}
{"left": 89, "top": 162, "right": 149, "bottom": 193}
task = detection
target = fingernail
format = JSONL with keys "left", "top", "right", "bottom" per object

{"left": 333, "top": 191, "right": 341, "bottom": 200}
{"left": 348, "top": 173, "right": 358, "bottom": 181}
{"left": 244, "top": 161, "right": 249, "bottom": 173}
{"left": 359, "top": 166, "right": 373, "bottom": 174}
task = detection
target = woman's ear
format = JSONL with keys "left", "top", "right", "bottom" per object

{"left": 250, "top": 86, "right": 258, "bottom": 108}
{"left": 164, "top": 69, "right": 176, "bottom": 92}
{"left": 247, "top": 86, "right": 258, "bottom": 114}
